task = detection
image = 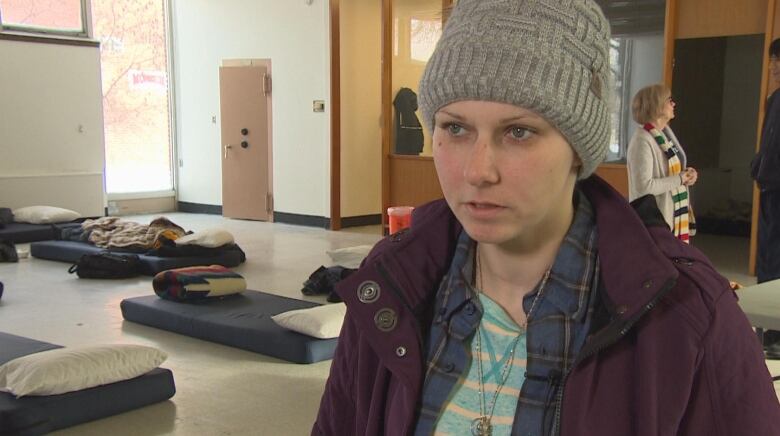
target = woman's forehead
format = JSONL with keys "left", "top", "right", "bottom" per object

{"left": 436, "top": 101, "right": 543, "bottom": 119}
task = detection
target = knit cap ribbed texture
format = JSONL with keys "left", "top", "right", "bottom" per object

{"left": 418, "top": 0, "right": 612, "bottom": 178}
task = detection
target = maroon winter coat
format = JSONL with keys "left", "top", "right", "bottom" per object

{"left": 313, "top": 176, "right": 780, "bottom": 435}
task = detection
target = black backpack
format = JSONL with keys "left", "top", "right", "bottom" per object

{"left": 68, "top": 252, "right": 141, "bottom": 279}
{"left": 0, "top": 240, "right": 18, "bottom": 263}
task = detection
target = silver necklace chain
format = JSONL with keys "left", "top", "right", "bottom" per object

{"left": 471, "top": 248, "right": 552, "bottom": 436}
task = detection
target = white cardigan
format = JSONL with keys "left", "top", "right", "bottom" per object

{"left": 626, "top": 126, "right": 687, "bottom": 230}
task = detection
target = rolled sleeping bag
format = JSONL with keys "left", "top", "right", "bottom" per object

{"left": 153, "top": 265, "right": 246, "bottom": 301}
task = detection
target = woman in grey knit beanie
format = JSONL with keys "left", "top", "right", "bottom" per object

{"left": 314, "top": 1, "right": 780, "bottom": 435}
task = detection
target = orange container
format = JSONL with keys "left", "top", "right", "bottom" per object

{"left": 387, "top": 206, "right": 414, "bottom": 234}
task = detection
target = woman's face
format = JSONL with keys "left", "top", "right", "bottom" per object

{"left": 660, "top": 94, "right": 675, "bottom": 122}
{"left": 432, "top": 100, "right": 580, "bottom": 249}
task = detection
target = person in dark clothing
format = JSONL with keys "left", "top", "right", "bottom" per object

{"left": 751, "top": 37, "right": 780, "bottom": 358}
{"left": 393, "top": 87, "right": 425, "bottom": 155}
{"left": 314, "top": 1, "right": 780, "bottom": 435}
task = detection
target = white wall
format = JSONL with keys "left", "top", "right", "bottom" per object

{"left": 172, "top": 0, "right": 331, "bottom": 217}
{"left": 340, "top": 0, "right": 381, "bottom": 218}
{"left": 0, "top": 39, "right": 106, "bottom": 216}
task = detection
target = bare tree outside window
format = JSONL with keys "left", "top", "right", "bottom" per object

{"left": 92, "top": 0, "right": 173, "bottom": 193}
{"left": 0, "top": 0, "right": 83, "bottom": 34}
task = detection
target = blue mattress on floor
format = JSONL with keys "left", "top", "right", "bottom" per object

{"left": 121, "top": 290, "right": 338, "bottom": 364}
{"left": 0, "top": 222, "right": 82, "bottom": 244}
{"left": 30, "top": 240, "right": 243, "bottom": 276}
{"left": 0, "top": 332, "right": 175, "bottom": 435}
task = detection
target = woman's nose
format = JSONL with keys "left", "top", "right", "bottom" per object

{"left": 464, "top": 140, "right": 500, "bottom": 186}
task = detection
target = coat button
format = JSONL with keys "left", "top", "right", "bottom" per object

{"left": 616, "top": 305, "right": 628, "bottom": 315}
{"left": 444, "top": 362, "right": 455, "bottom": 373}
{"left": 642, "top": 280, "right": 653, "bottom": 289}
{"left": 464, "top": 301, "right": 476, "bottom": 316}
{"left": 374, "top": 308, "right": 397, "bottom": 332}
{"left": 395, "top": 346, "right": 407, "bottom": 357}
{"left": 357, "top": 281, "right": 381, "bottom": 303}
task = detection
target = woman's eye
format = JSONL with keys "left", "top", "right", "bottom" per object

{"left": 446, "top": 123, "right": 464, "bottom": 136}
{"left": 509, "top": 126, "right": 532, "bottom": 140}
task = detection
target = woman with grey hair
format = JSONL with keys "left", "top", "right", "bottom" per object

{"left": 313, "top": 1, "right": 780, "bottom": 435}
{"left": 627, "top": 84, "right": 698, "bottom": 242}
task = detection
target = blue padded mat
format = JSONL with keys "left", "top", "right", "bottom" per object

{"left": 121, "top": 290, "right": 339, "bottom": 364}
{"left": 0, "top": 222, "right": 81, "bottom": 244}
{"left": 0, "top": 332, "right": 175, "bottom": 435}
{"left": 30, "top": 240, "right": 243, "bottom": 276}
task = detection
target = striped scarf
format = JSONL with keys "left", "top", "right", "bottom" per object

{"left": 643, "top": 123, "right": 694, "bottom": 243}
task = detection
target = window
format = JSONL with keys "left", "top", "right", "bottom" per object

{"left": 91, "top": 0, "right": 174, "bottom": 194}
{"left": 0, "top": 0, "right": 89, "bottom": 37}
{"left": 606, "top": 37, "right": 632, "bottom": 162}
{"left": 410, "top": 16, "right": 442, "bottom": 63}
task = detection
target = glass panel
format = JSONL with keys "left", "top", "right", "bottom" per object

{"left": 0, "top": 0, "right": 83, "bottom": 32}
{"left": 606, "top": 38, "right": 628, "bottom": 162}
{"left": 391, "top": 0, "right": 445, "bottom": 157}
{"left": 598, "top": 0, "right": 666, "bottom": 162}
{"left": 92, "top": 0, "right": 173, "bottom": 194}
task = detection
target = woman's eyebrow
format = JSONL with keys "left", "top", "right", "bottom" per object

{"left": 436, "top": 110, "right": 465, "bottom": 121}
{"left": 499, "top": 113, "right": 539, "bottom": 124}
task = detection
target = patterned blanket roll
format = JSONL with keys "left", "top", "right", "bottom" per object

{"left": 153, "top": 265, "right": 247, "bottom": 301}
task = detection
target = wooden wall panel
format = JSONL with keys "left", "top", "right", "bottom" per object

{"left": 676, "top": 0, "right": 766, "bottom": 39}
{"left": 388, "top": 155, "right": 443, "bottom": 208}
{"left": 594, "top": 164, "right": 629, "bottom": 199}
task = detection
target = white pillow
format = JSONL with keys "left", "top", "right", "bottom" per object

{"left": 272, "top": 303, "right": 346, "bottom": 339}
{"left": 175, "top": 228, "right": 234, "bottom": 248}
{"left": 326, "top": 245, "right": 373, "bottom": 269}
{"left": 12, "top": 206, "right": 80, "bottom": 224}
{"left": 0, "top": 344, "right": 167, "bottom": 397}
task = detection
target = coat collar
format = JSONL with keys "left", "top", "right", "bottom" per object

{"left": 579, "top": 176, "right": 679, "bottom": 321}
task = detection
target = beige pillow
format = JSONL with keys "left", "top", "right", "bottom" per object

{"left": 271, "top": 303, "right": 346, "bottom": 339}
{"left": 175, "top": 228, "right": 234, "bottom": 248}
{"left": 12, "top": 206, "right": 80, "bottom": 224}
{"left": 0, "top": 344, "right": 167, "bottom": 397}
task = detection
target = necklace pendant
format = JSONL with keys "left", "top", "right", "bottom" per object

{"left": 471, "top": 416, "right": 492, "bottom": 436}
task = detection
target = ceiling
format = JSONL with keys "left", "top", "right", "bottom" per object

{"left": 595, "top": 0, "right": 667, "bottom": 35}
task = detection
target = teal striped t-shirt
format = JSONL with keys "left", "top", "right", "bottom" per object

{"left": 433, "top": 293, "right": 527, "bottom": 436}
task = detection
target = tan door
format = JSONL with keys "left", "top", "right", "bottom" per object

{"left": 219, "top": 64, "right": 272, "bottom": 221}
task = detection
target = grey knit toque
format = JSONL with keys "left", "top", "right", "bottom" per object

{"left": 418, "top": 0, "right": 612, "bottom": 179}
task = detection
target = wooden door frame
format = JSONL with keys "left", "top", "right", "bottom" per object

{"left": 330, "top": 0, "right": 342, "bottom": 230}
{"left": 381, "top": 0, "right": 392, "bottom": 232}
{"left": 662, "top": 0, "right": 677, "bottom": 87}
{"left": 750, "top": 0, "right": 778, "bottom": 274}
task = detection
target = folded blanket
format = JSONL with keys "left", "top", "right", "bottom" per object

{"left": 153, "top": 265, "right": 246, "bottom": 301}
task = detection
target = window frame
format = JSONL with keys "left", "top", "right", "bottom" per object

{"left": 0, "top": 0, "right": 92, "bottom": 39}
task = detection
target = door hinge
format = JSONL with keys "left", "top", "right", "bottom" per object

{"left": 266, "top": 193, "right": 273, "bottom": 213}
{"left": 263, "top": 74, "right": 272, "bottom": 96}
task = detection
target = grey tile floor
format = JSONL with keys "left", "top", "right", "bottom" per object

{"left": 0, "top": 214, "right": 777, "bottom": 435}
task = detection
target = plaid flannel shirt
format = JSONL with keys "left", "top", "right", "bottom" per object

{"left": 414, "top": 191, "right": 600, "bottom": 436}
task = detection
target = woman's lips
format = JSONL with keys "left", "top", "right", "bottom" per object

{"left": 464, "top": 201, "right": 506, "bottom": 219}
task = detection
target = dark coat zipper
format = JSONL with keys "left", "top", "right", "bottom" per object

{"left": 550, "top": 273, "right": 679, "bottom": 435}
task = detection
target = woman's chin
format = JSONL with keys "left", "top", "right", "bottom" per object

{"left": 462, "top": 223, "right": 514, "bottom": 246}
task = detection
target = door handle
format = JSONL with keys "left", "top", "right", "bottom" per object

{"left": 224, "top": 144, "right": 233, "bottom": 159}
